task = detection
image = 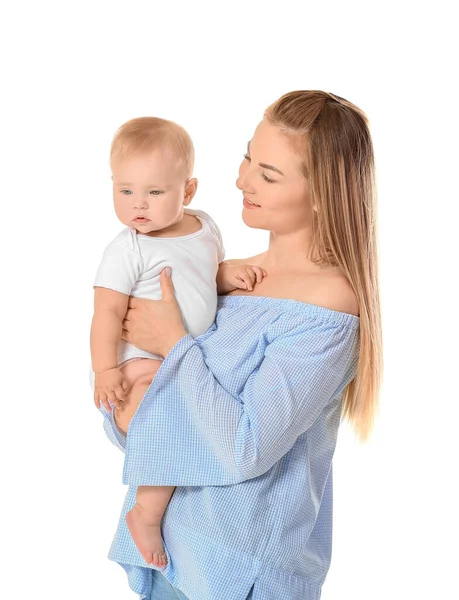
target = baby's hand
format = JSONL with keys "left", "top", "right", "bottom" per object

{"left": 228, "top": 264, "right": 267, "bottom": 292}
{"left": 94, "top": 367, "right": 130, "bottom": 412}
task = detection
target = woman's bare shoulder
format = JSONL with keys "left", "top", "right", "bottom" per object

{"left": 223, "top": 255, "right": 358, "bottom": 317}
{"left": 223, "top": 252, "right": 267, "bottom": 266}
{"left": 304, "top": 271, "right": 359, "bottom": 317}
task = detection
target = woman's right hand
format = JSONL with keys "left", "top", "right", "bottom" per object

{"left": 121, "top": 269, "right": 187, "bottom": 357}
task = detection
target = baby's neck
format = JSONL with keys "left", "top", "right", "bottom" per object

{"left": 140, "top": 212, "right": 202, "bottom": 239}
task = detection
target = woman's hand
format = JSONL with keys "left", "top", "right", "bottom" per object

{"left": 121, "top": 268, "right": 188, "bottom": 357}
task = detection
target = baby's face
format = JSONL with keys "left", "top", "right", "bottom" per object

{"left": 112, "top": 150, "right": 190, "bottom": 234}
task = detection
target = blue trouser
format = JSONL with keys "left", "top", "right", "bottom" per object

{"left": 150, "top": 570, "right": 188, "bottom": 599}
{"left": 150, "top": 570, "right": 254, "bottom": 599}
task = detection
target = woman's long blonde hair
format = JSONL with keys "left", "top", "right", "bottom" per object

{"left": 265, "top": 91, "right": 382, "bottom": 441}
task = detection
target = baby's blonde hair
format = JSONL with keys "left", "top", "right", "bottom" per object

{"left": 110, "top": 116, "right": 194, "bottom": 177}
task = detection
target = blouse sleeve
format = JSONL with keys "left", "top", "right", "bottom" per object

{"left": 100, "top": 404, "right": 126, "bottom": 453}
{"left": 112, "top": 317, "right": 359, "bottom": 487}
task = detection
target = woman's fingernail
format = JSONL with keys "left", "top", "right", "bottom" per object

{"left": 165, "top": 267, "right": 171, "bottom": 277}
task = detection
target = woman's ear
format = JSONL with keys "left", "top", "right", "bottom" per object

{"left": 184, "top": 178, "right": 198, "bottom": 205}
{"left": 311, "top": 191, "right": 319, "bottom": 213}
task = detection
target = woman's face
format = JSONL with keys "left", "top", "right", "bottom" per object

{"left": 236, "top": 119, "right": 313, "bottom": 234}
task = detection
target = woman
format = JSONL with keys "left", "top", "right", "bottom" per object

{"left": 101, "top": 90, "right": 382, "bottom": 600}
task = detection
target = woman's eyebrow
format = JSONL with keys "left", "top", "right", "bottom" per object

{"left": 247, "top": 141, "right": 285, "bottom": 176}
{"left": 259, "top": 162, "right": 284, "bottom": 176}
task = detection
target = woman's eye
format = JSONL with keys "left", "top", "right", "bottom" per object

{"left": 243, "top": 153, "right": 251, "bottom": 162}
{"left": 261, "top": 173, "right": 275, "bottom": 183}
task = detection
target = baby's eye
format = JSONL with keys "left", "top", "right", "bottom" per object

{"left": 150, "top": 190, "right": 163, "bottom": 196}
{"left": 121, "top": 189, "right": 132, "bottom": 195}
{"left": 243, "top": 153, "right": 251, "bottom": 162}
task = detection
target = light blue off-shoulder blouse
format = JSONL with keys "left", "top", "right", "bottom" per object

{"left": 101, "top": 295, "right": 360, "bottom": 600}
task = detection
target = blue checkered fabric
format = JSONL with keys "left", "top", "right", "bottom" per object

{"left": 101, "top": 295, "right": 360, "bottom": 600}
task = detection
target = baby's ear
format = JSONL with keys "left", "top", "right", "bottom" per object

{"left": 184, "top": 178, "right": 198, "bottom": 205}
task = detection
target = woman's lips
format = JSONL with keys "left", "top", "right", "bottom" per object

{"left": 243, "top": 197, "right": 261, "bottom": 209}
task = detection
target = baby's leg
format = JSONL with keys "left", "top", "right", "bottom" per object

{"left": 117, "top": 359, "right": 174, "bottom": 566}
{"left": 126, "top": 485, "right": 176, "bottom": 567}
{"left": 114, "top": 358, "right": 162, "bottom": 434}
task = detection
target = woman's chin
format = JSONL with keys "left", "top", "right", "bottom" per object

{"left": 241, "top": 210, "right": 268, "bottom": 231}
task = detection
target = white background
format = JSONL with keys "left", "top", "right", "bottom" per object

{"left": 1, "top": 1, "right": 458, "bottom": 599}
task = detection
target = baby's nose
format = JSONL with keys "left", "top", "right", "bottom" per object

{"left": 134, "top": 195, "right": 149, "bottom": 208}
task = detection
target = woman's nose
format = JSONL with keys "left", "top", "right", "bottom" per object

{"left": 236, "top": 162, "right": 252, "bottom": 191}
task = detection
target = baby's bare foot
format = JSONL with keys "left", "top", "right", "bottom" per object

{"left": 126, "top": 502, "right": 168, "bottom": 568}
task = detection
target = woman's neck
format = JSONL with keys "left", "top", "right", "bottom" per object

{"left": 262, "top": 229, "right": 324, "bottom": 274}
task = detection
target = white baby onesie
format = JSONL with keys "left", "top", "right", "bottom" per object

{"left": 91, "top": 208, "right": 225, "bottom": 376}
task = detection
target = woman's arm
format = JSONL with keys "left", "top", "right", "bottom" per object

{"left": 99, "top": 270, "right": 358, "bottom": 481}
{"left": 118, "top": 319, "right": 358, "bottom": 487}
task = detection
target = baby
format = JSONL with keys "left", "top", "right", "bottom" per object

{"left": 90, "top": 116, "right": 266, "bottom": 568}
